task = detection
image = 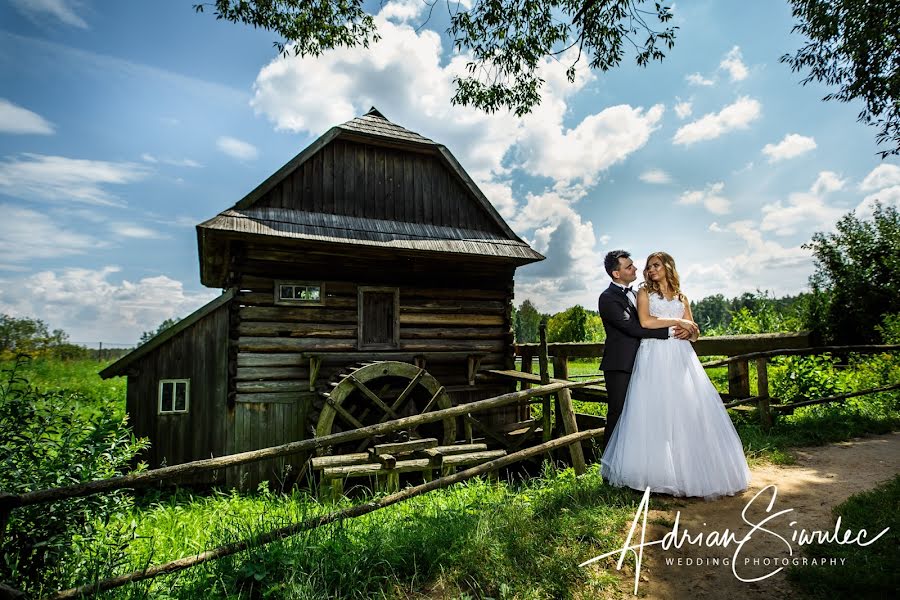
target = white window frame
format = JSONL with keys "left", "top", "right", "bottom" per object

{"left": 274, "top": 280, "right": 323, "bottom": 306}
{"left": 158, "top": 379, "right": 190, "bottom": 414}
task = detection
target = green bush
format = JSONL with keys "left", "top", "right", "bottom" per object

{"left": 770, "top": 353, "right": 847, "bottom": 405}
{"left": 0, "top": 356, "right": 148, "bottom": 595}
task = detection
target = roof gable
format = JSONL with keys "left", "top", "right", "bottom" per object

{"left": 229, "top": 108, "right": 520, "bottom": 240}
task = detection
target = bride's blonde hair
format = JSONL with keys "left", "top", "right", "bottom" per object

{"left": 642, "top": 251, "right": 683, "bottom": 300}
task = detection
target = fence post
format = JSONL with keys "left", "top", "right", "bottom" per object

{"left": 552, "top": 355, "right": 586, "bottom": 475}
{"left": 756, "top": 357, "right": 772, "bottom": 430}
{"left": 519, "top": 349, "right": 534, "bottom": 421}
{"left": 538, "top": 320, "right": 552, "bottom": 442}
{"left": 728, "top": 360, "right": 751, "bottom": 398}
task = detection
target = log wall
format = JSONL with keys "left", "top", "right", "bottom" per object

{"left": 125, "top": 301, "right": 229, "bottom": 484}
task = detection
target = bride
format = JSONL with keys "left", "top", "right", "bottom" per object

{"left": 600, "top": 251, "right": 750, "bottom": 500}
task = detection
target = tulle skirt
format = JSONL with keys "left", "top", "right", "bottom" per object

{"left": 600, "top": 338, "right": 750, "bottom": 500}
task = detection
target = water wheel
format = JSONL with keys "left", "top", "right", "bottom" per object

{"left": 315, "top": 361, "right": 455, "bottom": 455}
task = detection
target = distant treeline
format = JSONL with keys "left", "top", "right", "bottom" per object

{"left": 514, "top": 204, "right": 900, "bottom": 346}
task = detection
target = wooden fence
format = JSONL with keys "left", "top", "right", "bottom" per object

{"left": 0, "top": 378, "right": 600, "bottom": 599}
{"left": 513, "top": 331, "right": 900, "bottom": 431}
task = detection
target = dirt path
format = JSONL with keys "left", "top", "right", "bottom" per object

{"left": 590, "top": 431, "right": 900, "bottom": 599}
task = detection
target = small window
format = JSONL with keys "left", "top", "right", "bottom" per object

{"left": 358, "top": 287, "right": 400, "bottom": 349}
{"left": 275, "top": 281, "right": 322, "bottom": 305}
{"left": 159, "top": 379, "right": 190, "bottom": 414}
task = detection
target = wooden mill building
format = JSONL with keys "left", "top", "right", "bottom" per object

{"left": 101, "top": 108, "right": 544, "bottom": 488}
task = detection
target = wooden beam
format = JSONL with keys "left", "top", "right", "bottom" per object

{"left": 552, "top": 358, "right": 586, "bottom": 475}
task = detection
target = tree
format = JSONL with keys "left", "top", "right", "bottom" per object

{"left": 546, "top": 305, "right": 589, "bottom": 342}
{"left": 803, "top": 203, "right": 900, "bottom": 344}
{"left": 195, "top": 0, "right": 676, "bottom": 116}
{"left": 514, "top": 299, "right": 542, "bottom": 343}
{"left": 782, "top": 0, "right": 900, "bottom": 157}
{"left": 0, "top": 315, "right": 69, "bottom": 357}
{"left": 139, "top": 317, "right": 181, "bottom": 345}
{"left": 690, "top": 294, "right": 731, "bottom": 331}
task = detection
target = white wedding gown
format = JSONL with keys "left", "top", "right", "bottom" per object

{"left": 600, "top": 294, "right": 750, "bottom": 500}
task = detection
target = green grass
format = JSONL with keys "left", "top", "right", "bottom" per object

{"left": 0, "top": 356, "right": 125, "bottom": 419}
{"left": 8, "top": 354, "right": 898, "bottom": 598}
{"left": 787, "top": 475, "right": 899, "bottom": 599}
{"left": 85, "top": 464, "right": 654, "bottom": 599}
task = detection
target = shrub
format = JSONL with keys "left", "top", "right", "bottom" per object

{"left": 0, "top": 356, "right": 148, "bottom": 595}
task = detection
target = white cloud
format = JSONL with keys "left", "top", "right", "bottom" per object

{"left": 856, "top": 186, "right": 900, "bottom": 218}
{"left": 380, "top": 0, "right": 429, "bottom": 22}
{"left": 760, "top": 171, "right": 846, "bottom": 236}
{"left": 251, "top": 15, "right": 658, "bottom": 190}
{"left": 680, "top": 221, "right": 813, "bottom": 299}
{"left": 519, "top": 103, "right": 664, "bottom": 184}
{"left": 216, "top": 136, "right": 258, "bottom": 161}
{"left": 141, "top": 153, "right": 202, "bottom": 168}
{"left": 110, "top": 222, "right": 167, "bottom": 239}
{"left": 0, "top": 205, "right": 105, "bottom": 262}
{"left": 719, "top": 46, "right": 748, "bottom": 82}
{"left": 859, "top": 163, "right": 900, "bottom": 192}
{"left": 674, "top": 99, "right": 692, "bottom": 119}
{"left": 0, "top": 267, "right": 217, "bottom": 344}
{"left": 640, "top": 169, "right": 672, "bottom": 184}
{"left": 686, "top": 73, "right": 714, "bottom": 86}
{"left": 10, "top": 0, "right": 87, "bottom": 28}
{"left": 0, "top": 153, "right": 149, "bottom": 206}
{"left": 678, "top": 181, "right": 731, "bottom": 214}
{"left": 762, "top": 133, "right": 817, "bottom": 162}
{"left": 673, "top": 97, "right": 761, "bottom": 146}
{"left": 0, "top": 98, "right": 55, "bottom": 135}
{"left": 810, "top": 171, "right": 845, "bottom": 195}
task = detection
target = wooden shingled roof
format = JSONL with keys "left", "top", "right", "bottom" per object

{"left": 196, "top": 108, "right": 543, "bottom": 286}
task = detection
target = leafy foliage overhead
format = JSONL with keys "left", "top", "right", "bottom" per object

{"left": 781, "top": 0, "right": 900, "bottom": 157}
{"left": 195, "top": 0, "right": 676, "bottom": 115}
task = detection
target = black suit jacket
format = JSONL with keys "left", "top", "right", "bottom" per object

{"left": 598, "top": 283, "right": 668, "bottom": 373}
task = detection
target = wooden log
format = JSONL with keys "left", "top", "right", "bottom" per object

{"left": 396, "top": 327, "right": 506, "bottom": 339}
{"left": 240, "top": 306, "right": 358, "bottom": 324}
{"left": 756, "top": 357, "right": 772, "bottom": 430}
{"left": 43, "top": 428, "right": 606, "bottom": 600}
{"left": 552, "top": 358, "right": 586, "bottom": 475}
{"left": 235, "top": 366, "right": 308, "bottom": 380}
{"left": 538, "top": 321, "right": 551, "bottom": 442}
{"left": 368, "top": 452, "right": 397, "bottom": 469}
{"left": 238, "top": 337, "right": 357, "bottom": 352}
{"left": 310, "top": 453, "right": 370, "bottom": 469}
{"left": 235, "top": 380, "right": 309, "bottom": 393}
{"left": 238, "top": 292, "right": 356, "bottom": 308}
{"left": 399, "top": 314, "right": 505, "bottom": 326}
{"left": 237, "top": 353, "right": 305, "bottom": 367}
{"left": 373, "top": 438, "right": 438, "bottom": 456}
{"left": 701, "top": 344, "right": 900, "bottom": 368}
{"left": 770, "top": 382, "right": 900, "bottom": 411}
{"left": 728, "top": 360, "right": 751, "bottom": 399}
{"left": 519, "top": 350, "right": 534, "bottom": 421}
{"left": 6, "top": 379, "right": 603, "bottom": 510}
{"left": 442, "top": 450, "right": 507, "bottom": 468}
{"left": 238, "top": 322, "right": 357, "bottom": 337}
{"left": 235, "top": 391, "right": 315, "bottom": 404}
{"left": 322, "top": 458, "right": 432, "bottom": 477}
{"left": 300, "top": 351, "right": 504, "bottom": 364}
{"left": 397, "top": 340, "right": 506, "bottom": 352}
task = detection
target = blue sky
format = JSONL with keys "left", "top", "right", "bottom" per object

{"left": 1, "top": 0, "right": 898, "bottom": 345}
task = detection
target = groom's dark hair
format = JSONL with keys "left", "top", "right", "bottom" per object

{"left": 604, "top": 250, "right": 631, "bottom": 277}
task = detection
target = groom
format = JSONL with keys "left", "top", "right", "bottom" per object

{"left": 597, "top": 250, "right": 697, "bottom": 451}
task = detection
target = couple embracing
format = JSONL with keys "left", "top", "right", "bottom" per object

{"left": 597, "top": 250, "right": 750, "bottom": 500}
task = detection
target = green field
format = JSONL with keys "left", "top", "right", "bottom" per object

{"left": 1, "top": 354, "right": 898, "bottom": 598}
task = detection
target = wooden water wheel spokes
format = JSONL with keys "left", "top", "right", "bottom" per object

{"left": 315, "top": 361, "right": 455, "bottom": 456}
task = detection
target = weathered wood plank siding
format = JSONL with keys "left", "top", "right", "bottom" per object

{"left": 230, "top": 254, "right": 517, "bottom": 434}
{"left": 254, "top": 139, "right": 504, "bottom": 233}
{"left": 126, "top": 301, "right": 229, "bottom": 484}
